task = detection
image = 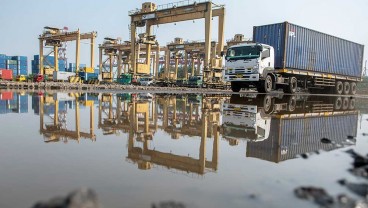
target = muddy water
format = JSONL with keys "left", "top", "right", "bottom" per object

{"left": 0, "top": 91, "right": 366, "bottom": 208}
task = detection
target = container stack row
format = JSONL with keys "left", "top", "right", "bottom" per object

{"left": 31, "top": 55, "right": 67, "bottom": 74}
{"left": 0, "top": 54, "right": 28, "bottom": 76}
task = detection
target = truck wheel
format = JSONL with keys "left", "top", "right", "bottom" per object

{"left": 334, "top": 81, "right": 343, "bottom": 95}
{"left": 334, "top": 97, "right": 342, "bottom": 110}
{"left": 349, "top": 98, "right": 356, "bottom": 110}
{"left": 343, "top": 82, "right": 350, "bottom": 95}
{"left": 283, "top": 77, "right": 298, "bottom": 94}
{"left": 263, "top": 95, "right": 273, "bottom": 114}
{"left": 350, "top": 82, "right": 357, "bottom": 95}
{"left": 231, "top": 82, "right": 241, "bottom": 92}
{"left": 342, "top": 97, "right": 349, "bottom": 110}
{"left": 288, "top": 96, "right": 297, "bottom": 112}
{"left": 257, "top": 75, "right": 273, "bottom": 93}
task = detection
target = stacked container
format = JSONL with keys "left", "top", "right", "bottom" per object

{"left": 0, "top": 54, "right": 6, "bottom": 69}
{"left": 31, "top": 55, "right": 66, "bottom": 74}
{"left": 11, "top": 56, "right": 28, "bottom": 76}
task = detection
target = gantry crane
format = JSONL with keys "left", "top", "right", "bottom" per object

{"left": 225, "top": 34, "right": 252, "bottom": 50}
{"left": 39, "top": 93, "right": 96, "bottom": 143}
{"left": 129, "top": 1, "right": 225, "bottom": 86}
{"left": 39, "top": 27, "right": 97, "bottom": 81}
{"left": 163, "top": 37, "right": 222, "bottom": 87}
{"left": 99, "top": 38, "right": 162, "bottom": 82}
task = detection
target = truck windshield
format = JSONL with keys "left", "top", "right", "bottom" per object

{"left": 227, "top": 46, "right": 261, "bottom": 60}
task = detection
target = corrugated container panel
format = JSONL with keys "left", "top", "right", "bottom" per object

{"left": 19, "top": 95, "right": 28, "bottom": 113}
{"left": 253, "top": 23, "right": 286, "bottom": 68}
{"left": 0, "top": 100, "right": 7, "bottom": 114}
{"left": 32, "top": 95, "right": 40, "bottom": 115}
{"left": 6, "top": 60, "right": 17, "bottom": 65}
{"left": 253, "top": 22, "right": 364, "bottom": 78}
{"left": 247, "top": 113, "right": 358, "bottom": 163}
{"left": 19, "top": 69, "right": 28, "bottom": 75}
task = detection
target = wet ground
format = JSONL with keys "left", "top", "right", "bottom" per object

{"left": 0, "top": 91, "right": 367, "bottom": 208}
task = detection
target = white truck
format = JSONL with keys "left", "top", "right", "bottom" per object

{"left": 224, "top": 22, "right": 364, "bottom": 94}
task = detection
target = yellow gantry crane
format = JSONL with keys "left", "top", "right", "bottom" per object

{"left": 99, "top": 38, "right": 162, "bottom": 82}
{"left": 38, "top": 27, "right": 97, "bottom": 80}
{"left": 225, "top": 34, "right": 252, "bottom": 50}
{"left": 164, "top": 37, "right": 218, "bottom": 82}
{"left": 129, "top": 1, "right": 225, "bottom": 85}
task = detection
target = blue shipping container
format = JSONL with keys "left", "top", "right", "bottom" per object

{"left": 253, "top": 22, "right": 364, "bottom": 78}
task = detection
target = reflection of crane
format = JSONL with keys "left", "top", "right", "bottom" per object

{"left": 39, "top": 94, "right": 96, "bottom": 143}
{"left": 98, "top": 93, "right": 158, "bottom": 137}
{"left": 126, "top": 94, "right": 223, "bottom": 175}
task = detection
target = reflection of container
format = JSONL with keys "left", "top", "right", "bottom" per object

{"left": 1, "top": 92, "right": 13, "bottom": 100}
{"left": 247, "top": 113, "right": 359, "bottom": 163}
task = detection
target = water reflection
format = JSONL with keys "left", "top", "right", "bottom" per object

{"left": 27, "top": 92, "right": 360, "bottom": 168}
{"left": 38, "top": 92, "right": 96, "bottom": 143}
{"left": 224, "top": 94, "right": 358, "bottom": 163}
{"left": 0, "top": 91, "right": 28, "bottom": 114}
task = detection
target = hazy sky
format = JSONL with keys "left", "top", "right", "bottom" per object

{"left": 0, "top": 0, "right": 367, "bottom": 71}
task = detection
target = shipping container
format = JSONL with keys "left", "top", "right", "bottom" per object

{"left": 79, "top": 72, "right": 98, "bottom": 81}
{"left": 253, "top": 22, "right": 364, "bottom": 77}
{"left": 0, "top": 69, "right": 13, "bottom": 80}
{"left": 247, "top": 113, "right": 358, "bottom": 163}
{"left": 53, "top": 71, "right": 76, "bottom": 81}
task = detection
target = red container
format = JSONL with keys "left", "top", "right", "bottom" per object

{"left": 0, "top": 92, "right": 13, "bottom": 100}
{"left": 0, "top": 69, "right": 13, "bottom": 81}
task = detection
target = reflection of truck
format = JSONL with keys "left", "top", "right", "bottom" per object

{"left": 222, "top": 94, "right": 358, "bottom": 163}
{"left": 224, "top": 22, "right": 364, "bottom": 94}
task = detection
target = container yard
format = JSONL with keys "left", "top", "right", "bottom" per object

{"left": 1, "top": 1, "right": 368, "bottom": 208}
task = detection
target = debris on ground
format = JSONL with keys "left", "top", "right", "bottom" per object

{"left": 32, "top": 188, "right": 99, "bottom": 208}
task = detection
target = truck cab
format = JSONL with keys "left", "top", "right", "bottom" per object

{"left": 224, "top": 43, "right": 275, "bottom": 92}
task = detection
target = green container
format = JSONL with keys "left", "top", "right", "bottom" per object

{"left": 117, "top": 74, "right": 132, "bottom": 85}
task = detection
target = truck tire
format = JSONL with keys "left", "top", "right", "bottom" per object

{"left": 349, "top": 98, "right": 356, "bottom": 110}
{"left": 334, "top": 97, "right": 342, "bottom": 110}
{"left": 334, "top": 81, "right": 343, "bottom": 95}
{"left": 343, "top": 82, "right": 350, "bottom": 95}
{"left": 283, "top": 77, "right": 298, "bottom": 94}
{"left": 342, "top": 97, "right": 349, "bottom": 110}
{"left": 288, "top": 96, "right": 297, "bottom": 112}
{"left": 231, "top": 82, "right": 241, "bottom": 92}
{"left": 350, "top": 82, "right": 357, "bottom": 95}
{"left": 263, "top": 95, "right": 273, "bottom": 114}
{"left": 257, "top": 75, "right": 273, "bottom": 93}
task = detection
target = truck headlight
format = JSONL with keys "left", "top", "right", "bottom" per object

{"left": 253, "top": 64, "right": 259, "bottom": 73}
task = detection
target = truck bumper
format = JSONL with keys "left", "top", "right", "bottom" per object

{"left": 225, "top": 74, "right": 260, "bottom": 82}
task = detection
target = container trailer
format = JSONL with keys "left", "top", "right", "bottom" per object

{"left": 224, "top": 22, "right": 364, "bottom": 94}
{"left": 53, "top": 71, "right": 76, "bottom": 82}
